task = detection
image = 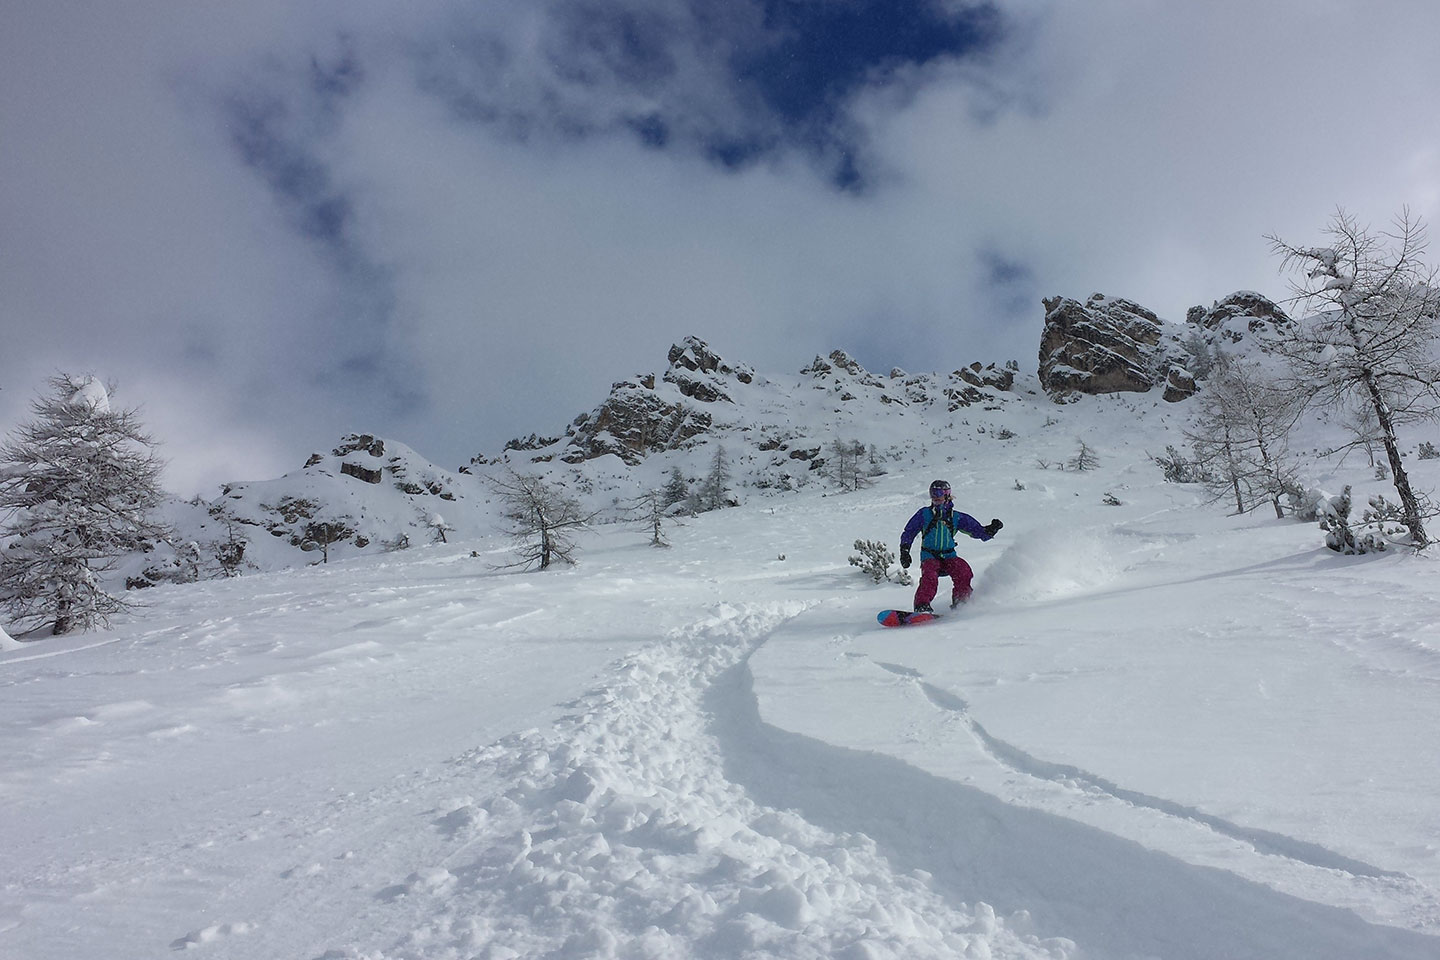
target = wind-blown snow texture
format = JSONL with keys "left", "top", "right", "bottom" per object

{"left": 4, "top": 390, "right": 1440, "bottom": 959}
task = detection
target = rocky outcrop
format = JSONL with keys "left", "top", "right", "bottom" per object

{"left": 802, "top": 350, "right": 887, "bottom": 388}
{"left": 1039, "top": 293, "right": 1198, "bottom": 402}
{"left": 1186, "top": 291, "right": 1291, "bottom": 343}
{"left": 562, "top": 376, "right": 713, "bottom": 465}
{"left": 503, "top": 433, "right": 562, "bottom": 453}
{"left": 550, "top": 338, "right": 755, "bottom": 464}
{"left": 802, "top": 350, "right": 896, "bottom": 402}
{"left": 1040, "top": 294, "right": 1165, "bottom": 397}
{"left": 340, "top": 462, "right": 383, "bottom": 484}
{"left": 334, "top": 434, "right": 386, "bottom": 458}
{"left": 956, "top": 362, "right": 1016, "bottom": 393}
{"left": 664, "top": 336, "right": 754, "bottom": 404}
{"left": 945, "top": 362, "right": 1018, "bottom": 410}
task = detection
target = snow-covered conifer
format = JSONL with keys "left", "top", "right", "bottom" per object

{"left": 661, "top": 467, "right": 689, "bottom": 509}
{"left": 698, "top": 445, "right": 731, "bottom": 511}
{"left": 0, "top": 375, "right": 169, "bottom": 634}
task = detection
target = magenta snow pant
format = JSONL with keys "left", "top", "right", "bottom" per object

{"left": 915, "top": 556, "right": 973, "bottom": 608}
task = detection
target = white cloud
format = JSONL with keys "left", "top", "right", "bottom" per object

{"left": 3, "top": 0, "right": 1438, "bottom": 494}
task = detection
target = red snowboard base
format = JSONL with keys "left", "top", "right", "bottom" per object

{"left": 877, "top": 609, "right": 942, "bottom": 628}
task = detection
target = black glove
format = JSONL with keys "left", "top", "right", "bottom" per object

{"left": 983, "top": 518, "right": 1003, "bottom": 538}
{"left": 899, "top": 545, "right": 912, "bottom": 569}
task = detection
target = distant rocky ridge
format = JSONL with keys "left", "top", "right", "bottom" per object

{"left": 142, "top": 289, "right": 1285, "bottom": 577}
{"left": 1038, "top": 290, "right": 1288, "bottom": 403}
{"left": 489, "top": 288, "right": 1285, "bottom": 470}
{"left": 482, "top": 336, "right": 1024, "bottom": 470}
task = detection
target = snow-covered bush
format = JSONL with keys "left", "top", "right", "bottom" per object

{"left": 1318, "top": 487, "right": 1360, "bottom": 553}
{"left": 214, "top": 526, "right": 249, "bottom": 576}
{"left": 1317, "top": 487, "right": 1412, "bottom": 554}
{"left": 1153, "top": 445, "right": 1205, "bottom": 484}
{"left": 848, "top": 539, "right": 911, "bottom": 585}
{"left": 1287, "top": 485, "right": 1329, "bottom": 522}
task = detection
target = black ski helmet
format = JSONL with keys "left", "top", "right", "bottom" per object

{"left": 929, "top": 479, "right": 951, "bottom": 500}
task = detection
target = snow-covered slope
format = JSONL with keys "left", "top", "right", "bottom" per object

{"left": 4, "top": 386, "right": 1440, "bottom": 959}
{"left": 129, "top": 338, "right": 1031, "bottom": 582}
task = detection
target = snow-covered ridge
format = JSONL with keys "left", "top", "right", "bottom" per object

{"left": 143, "top": 289, "right": 1286, "bottom": 580}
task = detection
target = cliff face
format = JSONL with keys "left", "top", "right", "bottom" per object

{"left": 1038, "top": 294, "right": 1185, "bottom": 400}
{"left": 492, "top": 337, "right": 753, "bottom": 467}
{"left": 1038, "top": 289, "right": 1290, "bottom": 404}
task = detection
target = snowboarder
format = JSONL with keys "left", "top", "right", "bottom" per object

{"left": 899, "top": 479, "right": 1002, "bottom": 612}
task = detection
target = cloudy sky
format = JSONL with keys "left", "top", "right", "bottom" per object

{"left": 3, "top": 0, "right": 1438, "bottom": 496}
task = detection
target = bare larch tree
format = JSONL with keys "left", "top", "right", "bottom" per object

{"left": 1268, "top": 207, "right": 1440, "bottom": 547}
{"left": 487, "top": 469, "right": 596, "bottom": 570}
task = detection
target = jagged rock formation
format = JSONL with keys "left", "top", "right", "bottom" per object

{"left": 806, "top": 351, "right": 1016, "bottom": 411}
{"left": 1040, "top": 289, "right": 1291, "bottom": 403}
{"left": 560, "top": 374, "right": 715, "bottom": 465}
{"left": 803, "top": 350, "right": 896, "bottom": 402}
{"left": 1040, "top": 294, "right": 1167, "bottom": 398}
{"left": 1186, "top": 291, "right": 1291, "bottom": 343}
{"left": 506, "top": 337, "right": 749, "bottom": 466}
{"left": 1039, "top": 294, "right": 1198, "bottom": 403}
{"left": 665, "top": 337, "right": 754, "bottom": 403}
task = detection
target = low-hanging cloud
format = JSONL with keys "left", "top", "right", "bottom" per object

{"left": 2, "top": 0, "right": 1436, "bottom": 496}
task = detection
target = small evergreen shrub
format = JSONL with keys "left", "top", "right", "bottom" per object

{"left": 849, "top": 539, "right": 912, "bottom": 585}
{"left": 1318, "top": 487, "right": 1409, "bottom": 554}
{"left": 1153, "top": 445, "right": 1206, "bottom": 483}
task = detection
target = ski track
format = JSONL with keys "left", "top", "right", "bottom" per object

{"left": 10, "top": 515, "right": 1440, "bottom": 957}
{"left": 723, "top": 647, "right": 1440, "bottom": 960}
{"left": 338, "top": 601, "right": 1075, "bottom": 960}
{"left": 873, "top": 665, "right": 1410, "bottom": 883}
{"left": 306, "top": 599, "right": 1440, "bottom": 960}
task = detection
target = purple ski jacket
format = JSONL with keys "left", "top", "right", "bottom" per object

{"left": 901, "top": 504, "right": 991, "bottom": 560}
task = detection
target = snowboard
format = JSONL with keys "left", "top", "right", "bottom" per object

{"left": 877, "top": 609, "right": 942, "bottom": 628}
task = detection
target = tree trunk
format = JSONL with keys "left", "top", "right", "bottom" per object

{"left": 1256, "top": 435, "right": 1284, "bottom": 519}
{"left": 1363, "top": 373, "right": 1427, "bottom": 546}
{"left": 1223, "top": 432, "right": 1244, "bottom": 515}
{"left": 538, "top": 507, "right": 552, "bottom": 570}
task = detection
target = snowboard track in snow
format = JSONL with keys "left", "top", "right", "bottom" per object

{"left": 709, "top": 643, "right": 1440, "bottom": 960}
{"left": 355, "top": 601, "right": 1074, "bottom": 960}
{"left": 873, "top": 664, "right": 1409, "bottom": 883}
